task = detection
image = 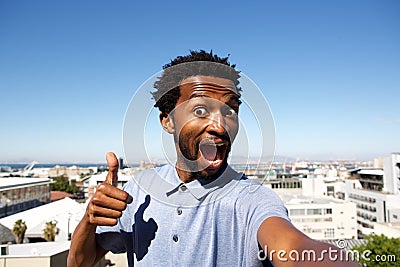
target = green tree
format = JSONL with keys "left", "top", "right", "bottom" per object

{"left": 12, "top": 219, "right": 27, "bottom": 244}
{"left": 352, "top": 234, "right": 400, "bottom": 267}
{"left": 43, "top": 221, "right": 59, "bottom": 242}
{"left": 50, "top": 175, "right": 77, "bottom": 194}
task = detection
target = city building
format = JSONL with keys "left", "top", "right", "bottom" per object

{"left": 0, "top": 178, "right": 51, "bottom": 218}
{"left": 0, "top": 197, "right": 85, "bottom": 243}
{"left": 345, "top": 153, "right": 400, "bottom": 237}
{"left": 301, "top": 175, "right": 346, "bottom": 199}
{"left": 0, "top": 241, "right": 70, "bottom": 267}
{"left": 82, "top": 164, "right": 155, "bottom": 199}
{"left": 82, "top": 169, "right": 135, "bottom": 199}
{"left": 46, "top": 165, "right": 96, "bottom": 180}
{"left": 0, "top": 241, "right": 117, "bottom": 267}
{"left": 373, "top": 222, "right": 400, "bottom": 238}
{"left": 280, "top": 194, "right": 357, "bottom": 240}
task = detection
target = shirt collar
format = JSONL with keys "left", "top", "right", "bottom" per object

{"left": 163, "top": 164, "right": 243, "bottom": 200}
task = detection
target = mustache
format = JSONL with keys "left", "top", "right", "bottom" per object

{"left": 202, "top": 132, "right": 231, "bottom": 143}
{"left": 197, "top": 133, "right": 231, "bottom": 149}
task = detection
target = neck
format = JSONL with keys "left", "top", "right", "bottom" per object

{"left": 175, "top": 159, "right": 228, "bottom": 184}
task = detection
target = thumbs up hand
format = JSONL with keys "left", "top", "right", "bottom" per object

{"left": 87, "top": 152, "right": 133, "bottom": 226}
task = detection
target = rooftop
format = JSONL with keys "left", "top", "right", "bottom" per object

{"left": 1, "top": 241, "right": 70, "bottom": 257}
{"left": 0, "top": 178, "right": 51, "bottom": 190}
{"left": 0, "top": 198, "right": 86, "bottom": 242}
{"left": 88, "top": 168, "right": 139, "bottom": 182}
{"left": 358, "top": 169, "right": 384, "bottom": 176}
{"left": 278, "top": 194, "right": 346, "bottom": 205}
{"left": 50, "top": 191, "right": 74, "bottom": 202}
{"left": 375, "top": 222, "right": 400, "bottom": 229}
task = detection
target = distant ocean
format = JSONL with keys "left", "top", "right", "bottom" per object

{"left": 1, "top": 163, "right": 140, "bottom": 169}
{"left": 1, "top": 162, "right": 253, "bottom": 171}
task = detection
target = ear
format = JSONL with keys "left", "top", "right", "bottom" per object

{"left": 160, "top": 112, "right": 175, "bottom": 134}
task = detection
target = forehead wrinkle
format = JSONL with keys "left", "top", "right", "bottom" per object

{"left": 187, "top": 81, "right": 237, "bottom": 92}
{"left": 188, "top": 91, "right": 240, "bottom": 104}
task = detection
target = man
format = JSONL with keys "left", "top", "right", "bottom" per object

{"left": 68, "top": 50, "right": 358, "bottom": 266}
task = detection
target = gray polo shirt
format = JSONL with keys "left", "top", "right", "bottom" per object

{"left": 96, "top": 164, "right": 289, "bottom": 266}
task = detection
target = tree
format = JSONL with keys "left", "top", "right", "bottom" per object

{"left": 50, "top": 175, "right": 77, "bottom": 194}
{"left": 352, "top": 234, "right": 400, "bottom": 267}
{"left": 43, "top": 221, "right": 59, "bottom": 242}
{"left": 12, "top": 219, "right": 27, "bottom": 244}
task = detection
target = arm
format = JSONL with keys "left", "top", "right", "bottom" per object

{"left": 257, "top": 217, "right": 359, "bottom": 267}
{"left": 67, "top": 211, "right": 108, "bottom": 267}
{"left": 67, "top": 153, "right": 132, "bottom": 267}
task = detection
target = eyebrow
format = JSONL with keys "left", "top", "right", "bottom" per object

{"left": 189, "top": 93, "right": 211, "bottom": 100}
{"left": 188, "top": 93, "right": 241, "bottom": 109}
{"left": 189, "top": 92, "right": 240, "bottom": 102}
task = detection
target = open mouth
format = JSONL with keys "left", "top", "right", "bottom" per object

{"left": 199, "top": 139, "right": 228, "bottom": 169}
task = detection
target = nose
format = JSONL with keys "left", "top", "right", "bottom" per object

{"left": 207, "top": 112, "right": 227, "bottom": 136}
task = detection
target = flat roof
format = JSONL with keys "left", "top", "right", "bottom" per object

{"left": 358, "top": 169, "right": 384, "bottom": 176}
{"left": 0, "top": 178, "right": 51, "bottom": 190}
{"left": 0, "top": 198, "right": 86, "bottom": 242}
{"left": 1, "top": 241, "right": 70, "bottom": 257}
{"left": 375, "top": 222, "right": 400, "bottom": 229}
{"left": 89, "top": 169, "right": 139, "bottom": 182}
{"left": 278, "top": 194, "right": 346, "bottom": 205}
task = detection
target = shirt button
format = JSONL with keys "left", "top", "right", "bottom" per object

{"left": 180, "top": 185, "right": 187, "bottom": 192}
{"left": 173, "top": 234, "right": 179, "bottom": 242}
{"left": 177, "top": 208, "right": 182, "bottom": 215}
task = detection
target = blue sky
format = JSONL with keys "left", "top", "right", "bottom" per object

{"left": 0, "top": 0, "right": 399, "bottom": 163}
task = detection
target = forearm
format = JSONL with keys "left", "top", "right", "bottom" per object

{"left": 258, "top": 217, "right": 359, "bottom": 267}
{"left": 287, "top": 239, "right": 359, "bottom": 267}
{"left": 262, "top": 238, "right": 359, "bottom": 267}
{"left": 67, "top": 212, "right": 107, "bottom": 267}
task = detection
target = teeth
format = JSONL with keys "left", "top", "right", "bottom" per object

{"left": 200, "top": 141, "right": 224, "bottom": 146}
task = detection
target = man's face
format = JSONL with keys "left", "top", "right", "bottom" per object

{"left": 164, "top": 75, "right": 240, "bottom": 180}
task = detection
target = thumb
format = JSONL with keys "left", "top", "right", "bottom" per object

{"left": 105, "top": 152, "right": 119, "bottom": 187}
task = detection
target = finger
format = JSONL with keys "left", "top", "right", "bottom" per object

{"left": 89, "top": 204, "right": 123, "bottom": 219}
{"left": 89, "top": 215, "right": 118, "bottom": 226}
{"left": 96, "top": 183, "right": 132, "bottom": 203}
{"left": 106, "top": 152, "right": 119, "bottom": 187}
{"left": 92, "top": 188, "right": 129, "bottom": 210}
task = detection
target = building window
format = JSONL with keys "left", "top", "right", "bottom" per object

{"left": 325, "top": 208, "right": 332, "bottom": 214}
{"left": 324, "top": 228, "right": 335, "bottom": 238}
{"left": 307, "top": 209, "right": 322, "bottom": 215}
{"left": 290, "top": 209, "right": 305, "bottom": 216}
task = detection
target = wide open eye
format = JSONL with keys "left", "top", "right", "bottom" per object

{"left": 193, "top": 107, "right": 208, "bottom": 117}
{"left": 222, "top": 106, "right": 237, "bottom": 118}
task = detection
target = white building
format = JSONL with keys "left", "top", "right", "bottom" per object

{"left": 0, "top": 241, "right": 111, "bottom": 267}
{"left": 373, "top": 222, "right": 400, "bottom": 238}
{"left": 301, "top": 175, "right": 346, "bottom": 199}
{"left": 81, "top": 165, "right": 157, "bottom": 199}
{"left": 0, "top": 197, "right": 86, "bottom": 243}
{"left": 345, "top": 153, "right": 400, "bottom": 237}
{"left": 0, "top": 241, "right": 70, "bottom": 267}
{"left": 0, "top": 178, "right": 51, "bottom": 218}
{"left": 82, "top": 168, "right": 139, "bottom": 199}
{"left": 279, "top": 194, "right": 357, "bottom": 240}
